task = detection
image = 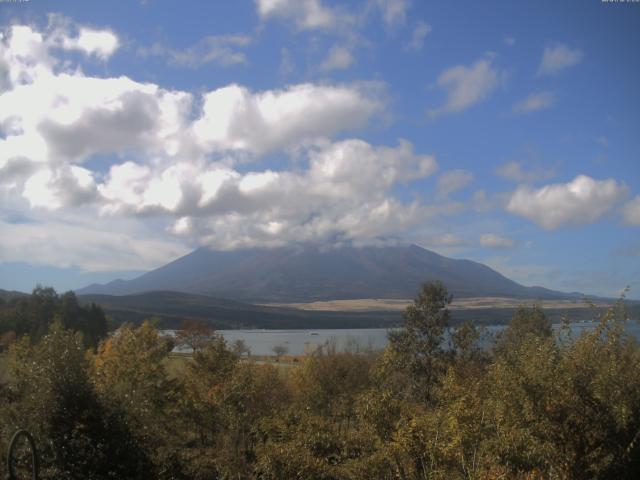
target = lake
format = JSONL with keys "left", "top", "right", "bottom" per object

{"left": 164, "top": 320, "right": 640, "bottom": 356}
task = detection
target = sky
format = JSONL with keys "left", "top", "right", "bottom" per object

{"left": 0, "top": 0, "right": 638, "bottom": 299}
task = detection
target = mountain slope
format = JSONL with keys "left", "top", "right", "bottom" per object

{"left": 77, "top": 244, "right": 573, "bottom": 302}
{"left": 78, "top": 291, "right": 400, "bottom": 329}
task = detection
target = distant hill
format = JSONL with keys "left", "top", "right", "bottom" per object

{"left": 77, "top": 243, "right": 578, "bottom": 302}
{"left": 0, "top": 288, "right": 28, "bottom": 303}
{"left": 77, "top": 290, "right": 623, "bottom": 330}
{"left": 78, "top": 291, "right": 401, "bottom": 329}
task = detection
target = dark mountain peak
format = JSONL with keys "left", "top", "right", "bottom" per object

{"left": 77, "top": 243, "right": 575, "bottom": 302}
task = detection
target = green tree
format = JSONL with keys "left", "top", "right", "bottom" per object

{"left": 387, "top": 280, "right": 453, "bottom": 403}
{"left": 2, "top": 322, "right": 151, "bottom": 479}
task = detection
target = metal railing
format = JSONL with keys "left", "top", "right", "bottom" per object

{"left": 5, "top": 430, "right": 39, "bottom": 480}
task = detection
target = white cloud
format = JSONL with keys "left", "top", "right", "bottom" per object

{"left": 538, "top": 43, "right": 583, "bottom": 76}
{"left": 42, "top": 14, "right": 119, "bottom": 61}
{"left": 373, "top": 0, "right": 410, "bottom": 27}
{"left": 480, "top": 233, "right": 516, "bottom": 249}
{"left": 429, "top": 58, "right": 503, "bottom": 117}
{"left": 0, "top": 22, "right": 383, "bottom": 212}
{"left": 506, "top": 175, "right": 628, "bottom": 229}
{"left": 406, "top": 21, "right": 431, "bottom": 51}
{"left": 504, "top": 36, "right": 516, "bottom": 46}
{"left": 320, "top": 45, "right": 354, "bottom": 71}
{"left": 512, "top": 91, "right": 554, "bottom": 114}
{"left": 96, "top": 138, "right": 438, "bottom": 248}
{"left": 622, "top": 195, "right": 640, "bottom": 226}
{"left": 256, "top": 0, "right": 344, "bottom": 31}
{"left": 0, "top": 216, "right": 189, "bottom": 272}
{"left": 137, "top": 34, "right": 251, "bottom": 68}
{"left": 436, "top": 169, "right": 474, "bottom": 197}
{"left": 192, "top": 82, "right": 382, "bottom": 155}
{"left": 22, "top": 165, "right": 98, "bottom": 209}
{"left": 0, "top": 18, "right": 462, "bottom": 261}
{"left": 62, "top": 27, "right": 119, "bottom": 60}
{"left": 495, "top": 161, "right": 555, "bottom": 183}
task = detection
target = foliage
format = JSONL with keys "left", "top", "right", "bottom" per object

{"left": 386, "top": 280, "right": 453, "bottom": 403}
{"left": 1, "top": 283, "right": 640, "bottom": 479}
{"left": 0, "top": 287, "right": 108, "bottom": 348}
{"left": 272, "top": 344, "right": 288, "bottom": 361}
{"left": 0, "top": 322, "right": 151, "bottom": 479}
{"left": 175, "top": 319, "right": 215, "bottom": 353}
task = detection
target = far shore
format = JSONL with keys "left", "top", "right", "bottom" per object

{"left": 261, "top": 297, "right": 611, "bottom": 312}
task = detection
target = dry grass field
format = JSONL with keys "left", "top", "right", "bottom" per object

{"left": 263, "top": 297, "right": 609, "bottom": 312}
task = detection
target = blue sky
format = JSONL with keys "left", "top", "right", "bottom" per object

{"left": 0, "top": 0, "right": 638, "bottom": 298}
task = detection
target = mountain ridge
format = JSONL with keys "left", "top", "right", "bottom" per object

{"left": 76, "top": 243, "right": 580, "bottom": 302}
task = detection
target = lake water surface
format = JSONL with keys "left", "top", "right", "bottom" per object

{"left": 165, "top": 320, "right": 640, "bottom": 356}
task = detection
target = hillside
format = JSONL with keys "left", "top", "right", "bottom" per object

{"left": 77, "top": 244, "right": 577, "bottom": 302}
{"left": 78, "top": 291, "right": 401, "bottom": 329}
{"left": 0, "top": 288, "right": 28, "bottom": 303}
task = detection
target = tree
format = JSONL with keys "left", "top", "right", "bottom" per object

{"left": 272, "top": 344, "right": 288, "bottom": 361}
{"left": 0, "top": 287, "right": 108, "bottom": 348}
{"left": 495, "top": 304, "right": 551, "bottom": 356}
{"left": 175, "top": 319, "right": 214, "bottom": 353}
{"left": 232, "top": 338, "right": 251, "bottom": 357}
{"left": 91, "top": 321, "right": 182, "bottom": 477}
{"left": 2, "top": 322, "right": 152, "bottom": 478}
{"left": 387, "top": 280, "right": 453, "bottom": 403}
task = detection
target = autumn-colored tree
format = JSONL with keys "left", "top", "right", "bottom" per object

{"left": 484, "top": 304, "right": 640, "bottom": 479}
{"left": 1, "top": 322, "right": 151, "bottom": 479}
{"left": 91, "top": 321, "right": 181, "bottom": 477}
{"left": 175, "top": 319, "right": 215, "bottom": 353}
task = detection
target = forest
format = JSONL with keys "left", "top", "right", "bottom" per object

{"left": 0, "top": 282, "right": 639, "bottom": 479}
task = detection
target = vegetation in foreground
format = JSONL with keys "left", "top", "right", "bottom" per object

{"left": 0, "top": 283, "right": 639, "bottom": 479}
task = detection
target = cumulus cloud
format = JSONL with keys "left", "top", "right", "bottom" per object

{"left": 436, "top": 169, "right": 474, "bottom": 197}
{"left": 506, "top": 175, "right": 628, "bottom": 229}
{"left": 45, "top": 15, "right": 119, "bottom": 60}
{"left": 0, "top": 216, "right": 189, "bottom": 272}
{"left": 22, "top": 165, "right": 98, "bottom": 209}
{"left": 429, "top": 58, "right": 503, "bottom": 117}
{"left": 538, "top": 43, "right": 583, "bottom": 76}
{"left": 406, "top": 21, "right": 431, "bottom": 51}
{"left": 495, "top": 161, "right": 555, "bottom": 183}
{"left": 0, "top": 18, "right": 460, "bottom": 263}
{"left": 480, "top": 233, "right": 516, "bottom": 249}
{"left": 192, "top": 82, "right": 382, "bottom": 155}
{"left": 137, "top": 34, "right": 251, "bottom": 68}
{"left": 0, "top": 22, "right": 382, "bottom": 203}
{"left": 320, "top": 45, "right": 354, "bottom": 71}
{"left": 0, "top": 24, "right": 194, "bottom": 172}
{"left": 256, "top": 0, "right": 346, "bottom": 31}
{"left": 622, "top": 195, "right": 640, "bottom": 226}
{"left": 512, "top": 91, "right": 554, "bottom": 114}
{"left": 96, "top": 139, "right": 438, "bottom": 248}
{"left": 61, "top": 27, "right": 119, "bottom": 60}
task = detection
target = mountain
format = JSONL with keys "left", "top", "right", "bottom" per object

{"left": 77, "top": 243, "right": 575, "bottom": 302}
{"left": 0, "top": 288, "right": 29, "bottom": 302}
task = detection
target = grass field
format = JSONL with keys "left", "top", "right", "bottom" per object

{"left": 165, "top": 352, "right": 302, "bottom": 380}
{"left": 262, "top": 297, "right": 610, "bottom": 312}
